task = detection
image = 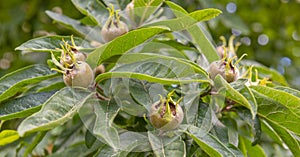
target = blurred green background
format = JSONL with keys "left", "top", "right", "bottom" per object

{"left": 1, "top": 0, "right": 299, "bottom": 89}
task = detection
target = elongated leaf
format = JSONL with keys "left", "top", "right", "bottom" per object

{"left": 45, "top": 11, "right": 102, "bottom": 42}
{"left": 187, "top": 126, "right": 243, "bottom": 157}
{"left": 274, "top": 86, "right": 300, "bottom": 98}
{"left": 143, "top": 8, "right": 221, "bottom": 31}
{"left": 0, "top": 130, "right": 19, "bottom": 146}
{"left": 0, "top": 91, "right": 56, "bottom": 120}
{"left": 187, "top": 24, "right": 220, "bottom": 63}
{"left": 92, "top": 99, "right": 120, "bottom": 150}
{"left": 165, "top": 2, "right": 220, "bottom": 63}
{"left": 267, "top": 120, "right": 300, "bottom": 156}
{"left": 96, "top": 53, "right": 211, "bottom": 85}
{"left": 17, "top": 87, "right": 93, "bottom": 136}
{"left": 165, "top": 1, "right": 188, "bottom": 14}
{"left": 251, "top": 86, "right": 300, "bottom": 116}
{"left": 71, "top": 0, "right": 107, "bottom": 25}
{"left": 251, "top": 89, "right": 300, "bottom": 135}
{"left": 148, "top": 131, "right": 164, "bottom": 156}
{"left": 0, "top": 64, "right": 56, "bottom": 103}
{"left": 15, "top": 35, "right": 92, "bottom": 54}
{"left": 214, "top": 75, "right": 256, "bottom": 119}
{"left": 86, "top": 26, "right": 169, "bottom": 68}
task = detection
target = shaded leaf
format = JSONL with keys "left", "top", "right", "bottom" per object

{"left": 15, "top": 35, "right": 92, "bottom": 54}
{"left": 0, "top": 64, "right": 56, "bottom": 103}
{"left": 0, "top": 130, "right": 20, "bottom": 146}
{"left": 187, "top": 126, "right": 243, "bottom": 157}
{"left": 71, "top": 0, "right": 107, "bottom": 25}
{"left": 92, "top": 99, "right": 120, "bottom": 150}
{"left": 0, "top": 91, "right": 56, "bottom": 120}
{"left": 45, "top": 11, "right": 102, "bottom": 42}
{"left": 17, "top": 87, "right": 93, "bottom": 136}
{"left": 214, "top": 75, "right": 256, "bottom": 119}
{"left": 86, "top": 26, "right": 169, "bottom": 68}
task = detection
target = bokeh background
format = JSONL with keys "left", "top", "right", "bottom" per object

{"left": 1, "top": 0, "right": 300, "bottom": 89}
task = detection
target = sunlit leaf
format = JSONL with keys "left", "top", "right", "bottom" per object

{"left": 0, "top": 130, "right": 19, "bottom": 146}
{"left": 267, "top": 120, "right": 300, "bottom": 156}
{"left": 86, "top": 26, "right": 169, "bottom": 68}
{"left": 238, "top": 136, "right": 267, "bottom": 157}
{"left": 251, "top": 88, "right": 300, "bottom": 135}
{"left": 143, "top": 8, "right": 221, "bottom": 31}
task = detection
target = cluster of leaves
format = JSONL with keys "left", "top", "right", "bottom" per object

{"left": 0, "top": 0, "right": 300, "bottom": 156}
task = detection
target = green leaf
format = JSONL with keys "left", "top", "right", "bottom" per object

{"left": 15, "top": 35, "right": 93, "bottom": 54}
{"left": 165, "top": 1, "right": 188, "bottom": 14}
{"left": 95, "top": 53, "right": 211, "bottom": 85}
{"left": 0, "top": 91, "right": 56, "bottom": 120}
{"left": 92, "top": 99, "right": 120, "bottom": 150}
{"left": 214, "top": 75, "right": 256, "bottom": 119}
{"left": 187, "top": 24, "right": 220, "bottom": 63}
{"left": 238, "top": 136, "right": 267, "bottom": 157}
{"left": 251, "top": 88, "right": 300, "bottom": 135}
{"left": 139, "top": 41, "right": 190, "bottom": 59}
{"left": 0, "top": 130, "right": 20, "bottom": 146}
{"left": 45, "top": 11, "right": 102, "bottom": 42}
{"left": 266, "top": 120, "right": 300, "bottom": 157}
{"left": 187, "top": 126, "right": 244, "bottom": 157}
{"left": 17, "top": 87, "right": 93, "bottom": 136}
{"left": 143, "top": 8, "right": 221, "bottom": 31}
{"left": 274, "top": 86, "right": 300, "bottom": 98}
{"left": 251, "top": 86, "right": 300, "bottom": 117}
{"left": 164, "top": 2, "right": 221, "bottom": 63}
{"left": 71, "top": 0, "right": 107, "bottom": 25}
{"left": 86, "top": 26, "right": 169, "bottom": 68}
{"left": 164, "top": 139, "right": 186, "bottom": 157}
{"left": 0, "top": 64, "right": 56, "bottom": 103}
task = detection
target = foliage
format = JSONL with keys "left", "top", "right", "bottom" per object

{"left": 0, "top": 0, "right": 300, "bottom": 157}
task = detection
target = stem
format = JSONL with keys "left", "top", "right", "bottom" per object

{"left": 22, "top": 131, "right": 47, "bottom": 157}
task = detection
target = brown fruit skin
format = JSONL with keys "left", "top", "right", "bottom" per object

{"left": 101, "top": 21, "right": 128, "bottom": 42}
{"left": 208, "top": 60, "right": 239, "bottom": 83}
{"left": 149, "top": 100, "right": 184, "bottom": 131}
{"left": 63, "top": 61, "right": 94, "bottom": 88}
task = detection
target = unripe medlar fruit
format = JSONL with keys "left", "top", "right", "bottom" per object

{"left": 208, "top": 59, "right": 239, "bottom": 83}
{"left": 63, "top": 61, "right": 94, "bottom": 88}
{"left": 101, "top": 4, "right": 128, "bottom": 42}
{"left": 149, "top": 91, "right": 184, "bottom": 131}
